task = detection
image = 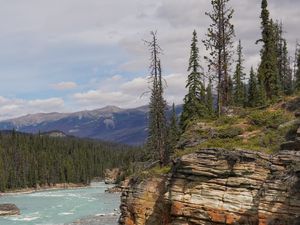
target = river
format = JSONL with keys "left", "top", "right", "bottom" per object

{"left": 0, "top": 182, "right": 120, "bottom": 225}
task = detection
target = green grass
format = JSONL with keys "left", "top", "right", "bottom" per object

{"left": 176, "top": 103, "right": 297, "bottom": 157}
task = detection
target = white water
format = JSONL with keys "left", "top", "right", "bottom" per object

{"left": 0, "top": 182, "right": 119, "bottom": 225}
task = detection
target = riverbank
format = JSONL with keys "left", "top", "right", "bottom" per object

{"left": 69, "top": 214, "right": 119, "bottom": 225}
{"left": 0, "top": 183, "right": 88, "bottom": 196}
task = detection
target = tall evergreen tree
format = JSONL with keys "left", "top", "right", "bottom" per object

{"left": 206, "top": 78, "right": 214, "bottom": 115}
{"left": 247, "top": 67, "right": 258, "bottom": 107}
{"left": 293, "top": 41, "right": 300, "bottom": 82}
{"left": 203, "top": 0, "right": 235, "bottom": 116}
{"left": 273, "top": 22, "right": 293, "bottom": 95}
{"left": 282, "top": 40, "right": 293, "bottom": 95}
{"left": 273, "top": 21, "right": 284, "bottom": 92}
{"left": 146, "top": 32, "right": 168, "bottom": 166}
{"left": 295, "top": 47, "right": 300, "bottom": 92}
{"left": 180, "top": 30, "right": 207, "bottom": 131}
{"left": 233, "top": 40, "right": 245, "bottom": 106}
{"left": 228, "top": 75, "right": 234, "bottom": 105}
{"left": 166, "top": 103, "right": 180, "bottom": 158}
{"left": 257, "top": 0, "right": 280, "bottom": 100}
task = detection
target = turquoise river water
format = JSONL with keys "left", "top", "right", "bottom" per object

{"left": 0, "top": 182, "right": 119, "bottom": 225}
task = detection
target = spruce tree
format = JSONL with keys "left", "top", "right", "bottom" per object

{"left": 228, "top": 75, "right": 234, "bottom": 105}
{"left": 282, "top": 40, "right": 293, "bottom": 95}
{"left": 166, "top": 103, "right": 180, "bottom": 158}
{"left": 273, "top": 21, "right": 283, "bottom": 90}
{"left": 203, "top": 0, "right": 235, "bottom": 116}
{"left": 257, "top": 0, "right": 280, "bottom": 100}
{"left": 180, "top": 30, "right": 207, "bottom": 131}
{"left": 295, "top": 47, "right": 300, "bottom": 92}
{"left": 247, "top": 67, "right": 258, "bottom": 107}
{"left": 233, "top": 40, "right": 246, "bottom": 106}
{"left": 146, "top": 32, "right": 168, "bottom": 166}
{"left": 206, "top": 78, "right": 214, "bottom": 116}
{"left": 274, "top": 22, "right": 293, "bottom": 95}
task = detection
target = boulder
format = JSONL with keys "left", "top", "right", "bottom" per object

{"left": 0, "top": 204, "right": 20, "bottom": 216}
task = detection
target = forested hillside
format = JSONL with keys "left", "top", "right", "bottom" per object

{"left": 0, "top": 131, "right": 142, "bottom": 192}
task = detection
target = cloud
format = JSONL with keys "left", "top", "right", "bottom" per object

{"left": 73, "top": 72, "right": 187, "bottom": 109}
{"left": 0, "top": 97, "right": 65, "bottom": 120}
{"left": 110, "top": 75, "right": 123, "bottom": 81}
{"left": 51, "top": 81, "right": 77, "bottom": 90}
{"left": 0, "top": 0, "right": 299, "bottom": 118}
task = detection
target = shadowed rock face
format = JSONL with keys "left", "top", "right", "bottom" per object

{"left": 0, "top": 204, "right": 20, "bottom": 216}
{"left": 119, "top": 149, "right": 300, "bottom": 225}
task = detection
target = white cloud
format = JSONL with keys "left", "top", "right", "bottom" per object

{"left": 73, "top": 72, "right": 187, "bottom": 109}
{"left": 51, "top": 81, "right": 77, "bottom": 90}
{"left": 0, "top": 0, "right": 299, "bottom": 118}
{"left": 110, "top": 75, "right": 123, "bottom": 81}
{"left": 0, "top": 97, "right": 65, "bottom": 120}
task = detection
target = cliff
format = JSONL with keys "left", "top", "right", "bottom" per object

{"left": 119, "top": 99, "right": 300, "bottom": 225}
{"left": 119, "top": 148, "right": 300, "bottom": 225}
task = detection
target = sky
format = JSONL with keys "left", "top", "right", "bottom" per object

{"left": 0, "top": 0, "right": 299, "bottom": 120}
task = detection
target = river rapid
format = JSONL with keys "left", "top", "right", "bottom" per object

{"left": 0, "top": 182, "right": 119, "bottom": 225}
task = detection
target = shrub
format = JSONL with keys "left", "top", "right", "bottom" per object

{"left": 217, "top": 126, "right": 243, "bottom": 139}
{"left": 248, "top": 110, "right": 288, "bottom": 128}
{"left": 214, "top": 116, "right": 239, "bottom": 126}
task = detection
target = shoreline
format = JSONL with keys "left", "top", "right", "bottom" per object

{"left": 69, "top": 214, "right": 119, "bottom": 225}
{"left": 0, "top": 183, "right": 89, "bottom": 196}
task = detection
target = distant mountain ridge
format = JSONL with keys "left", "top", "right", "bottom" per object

{"left": 0, "top": 105, "right": 181, "bottom": 145}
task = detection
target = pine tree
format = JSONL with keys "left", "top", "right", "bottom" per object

{"left": 233, "top": 40, "right": 246, "bottom": 106}
{"left": 203, "top": 0, "right": 235, "bottom": 116}
{"left": 295, "top": 47, "right": 300, "bottom": 92}
{"left": 247, "top": 67, "right": 258, "bottom": 107}
{"left": 206, "top": 78, "right": 214, "bottom": 115}
{"left": 282, "top": 40, "right": 293, "bottom": 95}
{"left": 257, "top": 0, "right": 280, "bottom": 100}
{"left": 180, "top": 30, "right": 208, "bottom": 131}
{"left": 293, "top": 41, "right": 300, "bottom": 85}
{"left": 273, "top": 21, "right": 284, "bottom": 92}
{"left": 166, "top": 103, "right": 180, "bottom": 158}
{"left": 146, "top": 32, "right": 168, "bottom": 166}
{"left": 274, "top": 22, "right": 293, "bottom": 95}
{"left": 228, "top": 75, "right": 234, "bottom": 105}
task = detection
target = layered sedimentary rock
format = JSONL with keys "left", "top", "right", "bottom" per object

{"left": 119, "top": 177, "right": 170, "bottom": 225}
{"left": 120, "top": 149, "right": 300, "bottom": 225}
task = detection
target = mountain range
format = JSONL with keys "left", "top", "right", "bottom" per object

{"left": 0, "top": 105, "right": 181, "bottom": 145}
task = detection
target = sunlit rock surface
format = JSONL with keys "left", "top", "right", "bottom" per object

{"left": 120, "top": 148, "right": 300, "bottom": 225}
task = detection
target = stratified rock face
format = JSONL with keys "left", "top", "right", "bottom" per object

{"left": 168, "top": 149, "right": 300, "bottom": 225}
{"left": 119, "top": 177, "right": 171, "bottom": 225}
{"left": 0, "top": 204, "right": 20, "bottom": 216}
{"left": 119, "top": 149, "right": 300, "bottom": 225}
